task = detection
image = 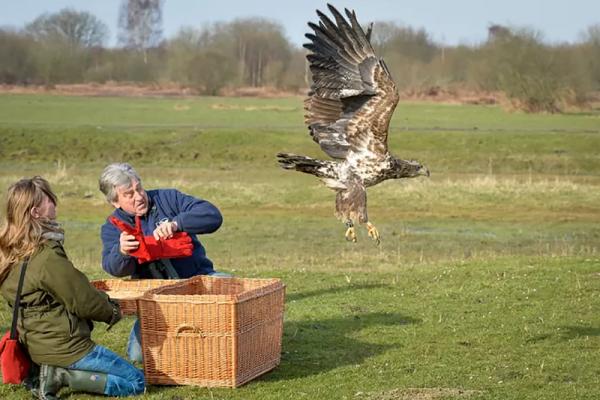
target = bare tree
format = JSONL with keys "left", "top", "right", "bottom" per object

{"left": 370, "top": 21, "right": 400, "bottom": 53}
{"left": 370, "top": 21, "right": 437, "bottom": 63}
{"left": 582, "top": 24, "right": 600, "bottom": 46}
{"left": 478, "top": 27, "right": 566, "bottom": 112}
{"left": 487, "top": 24, "right": 512, "bottom": 42}
{"left": 189, "top": 51, "right": 236, "bottom": 95}
{"left": 0, "top": 29, "right": 37, "bottom": 84}
{"left": 581, "top": 24, "right": 600, "bottom": 89}
{"left": 118, "top": 0, "right": 163, "bottom": 63}
{"left": 25, "top": 8, "right": 109, "bottom": 48}
{"left": 227, "top": 18, "right": 291, "bottom": 87}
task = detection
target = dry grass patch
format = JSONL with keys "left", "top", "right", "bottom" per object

{"left": 365, "top": 387, "right": 482, "bottom": 400}
{"left": 173, "top": 103, "right": 190, "bottom": 111}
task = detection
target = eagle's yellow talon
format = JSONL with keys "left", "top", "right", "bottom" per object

{"left": 345, "top": 226, "right": 357, "bottom": 243}
{"left": 366, "top": 222, "right": 380, "bottom": 245}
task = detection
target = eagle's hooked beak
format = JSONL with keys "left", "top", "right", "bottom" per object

{"left": 418, "top": 165, "right": 431, "bottom": 177}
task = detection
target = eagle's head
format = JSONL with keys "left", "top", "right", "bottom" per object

{"left": 391, "top": 157, "right": 430, "bottom": 179}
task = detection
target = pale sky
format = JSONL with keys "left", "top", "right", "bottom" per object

{"left": 1, "top": 0, "right": 598, "bottom": 47}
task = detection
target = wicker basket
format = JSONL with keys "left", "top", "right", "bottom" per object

{"left": 91, "top": 279, "right": 179, "bottom": 315}
{"left": 137, "top": 275, "right": 285, "bottom": 387}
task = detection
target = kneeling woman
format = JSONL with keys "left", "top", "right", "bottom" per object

{"left": 0, "top": 177, "right": 144, "bottom": 399}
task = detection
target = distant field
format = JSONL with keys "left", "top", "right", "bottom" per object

{"left": 0, "top": 94, "right": 599, "bottom": 399}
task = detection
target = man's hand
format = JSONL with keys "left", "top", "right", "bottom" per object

{"left": 110, "top": 216, "right": 191, "bottom": 263}
{"left": 119, "top": 232, "right": 139, "bottom": 256}
{"left": 153, "top": 220, "right": 178, "bottom": 241}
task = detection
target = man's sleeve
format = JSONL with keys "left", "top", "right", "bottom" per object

{"left": 101, "top": 220, "right": 137, "bottom": 277}
{"left": 169, "top": 190, "right": 223, "bottom": 235}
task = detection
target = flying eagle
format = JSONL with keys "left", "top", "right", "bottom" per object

{"left": 277, "top": 4, "right": 430, "bottom": 244}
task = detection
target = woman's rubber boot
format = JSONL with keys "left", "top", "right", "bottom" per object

{"left": 22, "top": 363, "right": 40, "bottom": 398}
{"left": 65, "top": 369, "right": 108, "bottom": 394}
{"left": 38, "top": 365, "right": 68, "bottom": 400}
{"left": 38, "top": 364, "right": 107, "bottom": 399}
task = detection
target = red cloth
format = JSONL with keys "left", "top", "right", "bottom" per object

{"left": 0, "top": 330, "right": 31, "bottom": 384}
{"left": 109, "top": 216, "right": 193, "bottom": 264}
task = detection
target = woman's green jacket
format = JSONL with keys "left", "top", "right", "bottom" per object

{"left": 0, "top": 240, "right": 114, "bottom": 367}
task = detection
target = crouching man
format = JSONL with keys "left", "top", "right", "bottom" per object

{"left": 98, "top": 163, "right": 229, "bottom": 362}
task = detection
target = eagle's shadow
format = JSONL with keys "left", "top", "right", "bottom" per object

{"left": 558, "top": 325, "right": 600, "bottom": 340}
{"left": 286, "top": 282, "right": 390, "bottom": 302}
{"left": 260, "top": 310, "right": 421, "bottom": 382}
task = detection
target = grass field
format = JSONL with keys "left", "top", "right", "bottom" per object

{"left": 0, "top": 93, "right": 599, "bottom": 399}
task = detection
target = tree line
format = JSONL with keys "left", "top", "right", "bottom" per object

{"left": 0, "top": 4, "right": 599, "bottom": 112}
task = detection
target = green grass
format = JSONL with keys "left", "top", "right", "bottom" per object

{"left": 0, "top": 94, "right": 599, "bottom": 399}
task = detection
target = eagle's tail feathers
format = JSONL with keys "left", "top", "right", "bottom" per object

{"left": 276, "top": 153, "right": 336, "bottom": 179}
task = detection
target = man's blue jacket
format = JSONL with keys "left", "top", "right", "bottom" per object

{"left": 100, "top": 188, "right": 222, "bottom": 279}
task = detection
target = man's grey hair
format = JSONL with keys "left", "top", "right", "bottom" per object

{"left": 99, "top": 163, "right": 142, "bottom": 203}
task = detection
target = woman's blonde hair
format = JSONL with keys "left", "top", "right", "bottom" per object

{"left": 0, "top": 176, "right": 61, "bottom": 283}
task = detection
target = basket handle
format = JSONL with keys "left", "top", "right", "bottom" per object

{"left": 175, "top": 324, "right": 204, "bottom": 336}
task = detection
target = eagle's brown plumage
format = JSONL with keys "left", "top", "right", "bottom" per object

{"left": 277, "top": 4, "right": 430, "bottom": 244}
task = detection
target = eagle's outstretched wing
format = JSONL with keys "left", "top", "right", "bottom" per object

{"left": 304, "top": 4, "right": 399, "bottom": 160}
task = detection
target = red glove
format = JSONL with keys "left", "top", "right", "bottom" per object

{"left": 144, "top": 231, "right": 194, "bottom": 261}
{"left": 109, "top": 216, "right": 194, "bottom": 264}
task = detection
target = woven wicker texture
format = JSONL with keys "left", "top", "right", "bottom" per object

{"left": 91, "top": 279, "right": 179, "bottom": 315}
{"left": 137, "top": 275, "right": 285, "bottom": 387}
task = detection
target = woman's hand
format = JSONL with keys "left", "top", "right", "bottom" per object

{"left": 106, "top": 299, "right": 122, "bottom": 331}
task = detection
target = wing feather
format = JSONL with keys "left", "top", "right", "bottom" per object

{"left": 304, "top": 4, "right": 399, "bottom": 160}
{"left": 327, "top": 5, "right": 368, "bottom": 60}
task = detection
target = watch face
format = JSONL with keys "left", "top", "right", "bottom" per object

{"left": 156, "top": 218, "right": 169, "bottom": 227}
